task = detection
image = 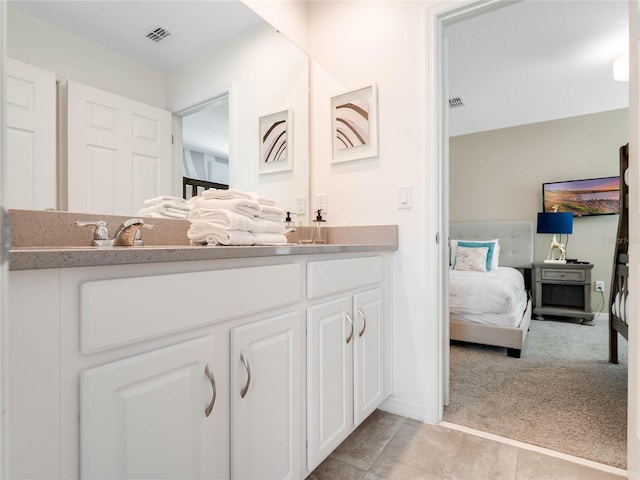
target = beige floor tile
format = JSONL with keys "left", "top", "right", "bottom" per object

{"left": 331, "top": 410, "right": 407, "bottom": 471}
{"left": 515, "top": 449, "right": 627, "bottom": 480}
{"left": 369, "top": 420, "right": 518, "bottom": 480}
{"left": 307, "top": 457, "right": 367, "bottom": 480}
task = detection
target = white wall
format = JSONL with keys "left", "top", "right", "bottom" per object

{"left": 308, "top": 1, "right": 431, "bottom": 420}
{"left": 243, "top": 0, "right": 309, "bottom": 52}
{"left": 7, "top": 7, "right": 167, "bottom": 109}
{"left": 167, "top": 23, "right": 309, "bottom": 213}
{"left": 450, "top": 109, "right": 628, "bottom": 310}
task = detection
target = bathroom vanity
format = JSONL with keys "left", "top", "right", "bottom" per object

{"left": 7, "top": 214, "right": 397, "bottom": 480}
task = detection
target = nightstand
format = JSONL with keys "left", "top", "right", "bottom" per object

{"left": 533, "top": 262, "right": 594, "bottom": 325}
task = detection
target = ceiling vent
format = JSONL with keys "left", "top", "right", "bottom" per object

{"left": 146, "top": 26, "right": 171, "bottom": 43}
{"left": 449, "top": 97, "right": 465, "bottom": 109}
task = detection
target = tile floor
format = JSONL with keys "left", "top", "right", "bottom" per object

{"left": 308, "top": 410, "right": 626, "bottom": 480}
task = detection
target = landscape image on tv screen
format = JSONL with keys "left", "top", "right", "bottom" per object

{"left": 543, "top": 176, "right": 620, "bottom": 216}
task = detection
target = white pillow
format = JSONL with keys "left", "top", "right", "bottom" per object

{"left": 454, "top": 246, "right": 489, "bottom": 272}
{"left": 450, "top": 239, "right": 500, "bottom": 270}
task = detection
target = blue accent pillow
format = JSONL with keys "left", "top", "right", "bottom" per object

{"left": 457, "top": 241, "right": 495, "bottom": 271}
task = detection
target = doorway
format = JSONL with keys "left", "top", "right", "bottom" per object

{"left": 428, "top": 0, "right": 632, "bottom": 472}
{"left": 175, "top": 93, "right": 230, "bottom": 198}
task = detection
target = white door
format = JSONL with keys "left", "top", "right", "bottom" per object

{"left": 353, "top": 288, "right": 384, "bottom": 425}
{"left": 306, "top": 297, "right": 354, "bottom": 471}
{"left": 230, "top": 312, "right": 302, "bottom": 480}
{"left": 80, "top": 335, "right": 228, "bottom": 479}
{"left": 6, "top": 58, "right": 56, "bottom": 210}
{"left": 67, "top": 80, "right": 171, "bottom": 215}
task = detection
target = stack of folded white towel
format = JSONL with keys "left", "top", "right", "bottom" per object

{"left": 137, "top": 196, "right": 192, "bottom": 219}
{"left": 187, "top": 189, "right": 288, "bottom": 246}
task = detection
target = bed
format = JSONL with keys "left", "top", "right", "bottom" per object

{"left": 449, "top": 221, "right": 534, "bottom": 358}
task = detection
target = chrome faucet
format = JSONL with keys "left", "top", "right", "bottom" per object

{"left": 76, "top": 218, "right": 154, "bottom": 246}
{"left": 113, "top": 218, "right": 151, "bottom": 246}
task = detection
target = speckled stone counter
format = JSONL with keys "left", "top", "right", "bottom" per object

{"left": 9, "top": 209, "right": 398, "bottom": 270}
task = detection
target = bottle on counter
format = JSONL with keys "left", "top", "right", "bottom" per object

{"left": 312, "top": 209, "right": 327, "bottom": 244}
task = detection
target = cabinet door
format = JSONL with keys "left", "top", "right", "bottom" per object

{"left": 230, "top": 311, "right": 302, "bottom": 480}
{"left": 353, "top": 288, "right": 385, "bottom": 425}
{"left": 306, "top": 297, "right": 354, "bottom": 471}
{"left": 80, "top": 335, "right": 228, "bottom": 479}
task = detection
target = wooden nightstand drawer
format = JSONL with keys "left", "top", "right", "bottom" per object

{"left": 541, "top": 268, "right": 585, "bottom": 282}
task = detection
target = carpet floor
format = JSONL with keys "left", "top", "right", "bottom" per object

{"left": 444, "top": 316, "right": 628, "bottom": 469}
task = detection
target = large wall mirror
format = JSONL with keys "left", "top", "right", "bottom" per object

{"left": 5, "top": 1, "right": 309, "bottom": 217}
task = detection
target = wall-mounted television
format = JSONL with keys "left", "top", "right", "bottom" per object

{"left": 542, "top": 176, "right": 620, "bottom": 217}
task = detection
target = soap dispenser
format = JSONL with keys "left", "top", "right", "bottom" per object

{"left": 284, "top": 211, "right": 296, "bottom": 234}
{"left": 312, "top": 209, "right": 327, "bottom": 244}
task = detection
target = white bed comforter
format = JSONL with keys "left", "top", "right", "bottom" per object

{"left": 449, "top": 267, "right": 526, "bottom": 325}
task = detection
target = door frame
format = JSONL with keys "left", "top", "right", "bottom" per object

{"left": 172, "top": 89, "right": 232, "bottom": 197}
{"left": 426, "top": 2, "right": 637, "bottom": 476}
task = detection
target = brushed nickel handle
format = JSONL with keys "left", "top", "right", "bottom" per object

{"left": 345, "top": 313, "right": 354, "bottom": 344}
{"left": 204, "top": 364, "right": 216, "bottom": 417}
{"left": 358, "top": 309, "right": 367, "bottom": 337}
{"left": 240, "top": 351, "right": 251, "bottom": 399}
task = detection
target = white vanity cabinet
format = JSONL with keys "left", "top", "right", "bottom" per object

{"left": 80, "top": 335, "right": 229, "bottom": 479}
{"left": 7, "top": 250, "right": 392, "bottom": 480}
{"left": 306, "top": 257, "right": 391, "bottom": 472}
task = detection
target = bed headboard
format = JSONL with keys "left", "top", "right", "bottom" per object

{"left": 450, "top": 221, "right": 534, "bottom": 268}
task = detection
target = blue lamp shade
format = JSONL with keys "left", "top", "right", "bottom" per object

{"left": 537, "top": 212, "right": 574, "bottom": 234}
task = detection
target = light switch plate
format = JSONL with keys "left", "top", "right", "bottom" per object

{"left": 317, "top": 194, "right": 328, "bottom": 213}
{"left": 398, "top": 185, "right": 412, "bottom": 209}
{"left": 296, "top": 195, "right": 306, "bottom": 215}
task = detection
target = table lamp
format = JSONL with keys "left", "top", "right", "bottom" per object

{"left": 537, "top": 211, "right": 573, "bottom": 263}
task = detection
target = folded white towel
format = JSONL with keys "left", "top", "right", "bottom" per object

{"left": 204, "top": 230, "right": 257, "bottom": 246}
{"left": 191, "top": 197, "right": 261, "bottom": 218}
{"left": 253, "top": 232, "right": 288, "bottom": 245}
{"left": 252, "top": 218, "right": 285, "bottom": 234}
{"left": 189, "top": 209, "right": 256, "bottom": 231}
{"left": 252, "top": 194, "right": 277, "bottom": 207}
{"left": 143, "top": 195, "right": 189, "bottom": 207}
{"left": 138, "top": 204, "right": 190, "bottom": 219}
{"left": 259, "top": 205, "right": 286, "bottom": 222}
{"left": 200, "top": 188, "right": 278, "bottom": 207}
{"left": 201, "top": 188, "right": 254, "bottom": 201}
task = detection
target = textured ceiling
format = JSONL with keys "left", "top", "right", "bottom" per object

{"left": 444, "top": 0, "right": 629, "bottom": 137}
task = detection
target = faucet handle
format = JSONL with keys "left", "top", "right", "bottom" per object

{"left": 75, "top": 220, "right": 113, "bottom": 246}
{"left": 134, "top": 223, "right": 155, "bottom": 246}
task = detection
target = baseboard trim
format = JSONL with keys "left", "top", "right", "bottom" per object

{"left": 440, "top": 421, "right": 627, "bottom": 477}
{"left": 378, "top": 396, "right": 423, "bottom": 421}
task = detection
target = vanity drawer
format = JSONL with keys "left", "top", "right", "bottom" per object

{"left": 80, "top": 264, "right": 300, "bottom": 353}
{"left": 307, "top": 256, "right": 383, "bottom": 299}
{"left": 540, "top": 268, "right": 585, "bottom": 282}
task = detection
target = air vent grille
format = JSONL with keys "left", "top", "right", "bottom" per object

{"left": 449, "top": 97, "right": 465, "bottom": 109}
{"left": 146, "top": 26, "right": 171, "bottom": 43}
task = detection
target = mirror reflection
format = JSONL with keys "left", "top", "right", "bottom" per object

{"left": 6, "top": 1, "right": 309, "bottom": 217}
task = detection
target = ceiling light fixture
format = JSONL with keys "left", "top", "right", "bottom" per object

{"left": 613, "top": 54, "right": 629, "bottom": 82}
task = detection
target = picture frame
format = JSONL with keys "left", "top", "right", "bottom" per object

{"left": 331, "top": 84, "right": 378, "bottom": 164}
{"left": 258, "top": 108, "right": 292, "bottom": 174}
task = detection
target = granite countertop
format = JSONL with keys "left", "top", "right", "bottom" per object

{"left": 10, "top": 242, "right": 396, "bottom": 271}
{"left": 8, "top": 209, "right": 398, "bottom": 271}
